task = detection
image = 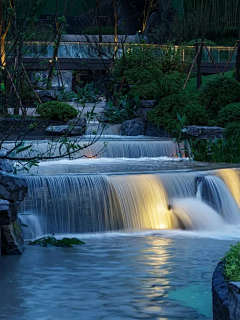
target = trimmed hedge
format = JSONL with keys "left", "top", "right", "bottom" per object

{"left": 36, "top": 101, "right": 78, "bottom": 122}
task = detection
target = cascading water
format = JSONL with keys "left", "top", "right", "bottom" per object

{"left": 19, "top": 170, "right": 240, "bottom": 239}
{"left": 2, "top": 139, "right": 180, "bottom": 159}
{"left": 217, "top": 169, "right": 240, "bottom": 208}
{"left": 198, "top": 175, "right": 240, "bottom": 224}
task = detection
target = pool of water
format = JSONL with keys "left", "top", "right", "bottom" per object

{"left": 0, "top": 232, "right": 236, "bottom": 320}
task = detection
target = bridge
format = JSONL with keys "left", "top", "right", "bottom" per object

{"left": 22, "top": 35, "right": 237, "bottom": 75}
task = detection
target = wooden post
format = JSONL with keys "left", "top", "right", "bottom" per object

{"left": 183, "top": 43, "right": 202, "bottom": 90}
{"left": 203, "top": 44, "right": 220, "bottom": 76}
{"left": 6, "top": 70, "right": 25, "bottom": 115}
{"left": 222, "top": 41, "right": 239, "bottom": 76}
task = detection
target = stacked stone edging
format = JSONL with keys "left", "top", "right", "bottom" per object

{"left": 0, "top": 164, "right": 28, "bottom": 265}
{"left": 212, "top": 261, "right": 230, "bottom": 320}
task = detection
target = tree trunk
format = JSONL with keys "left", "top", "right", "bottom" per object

{"left": 196, "top": 43, "right": 203, "bottom": 89}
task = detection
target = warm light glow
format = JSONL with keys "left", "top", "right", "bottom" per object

{"left": 158, "top": 224, "right": 166, "bottom": 229}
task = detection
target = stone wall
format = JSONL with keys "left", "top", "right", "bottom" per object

{"left": 0, "top": 160, "right": 28, "bottom": 266}
{"left": 229, "top": 282, "right": 240, "bottom": 320}
{"left": 212, "top": 261, "right": 230, "bottom": 320}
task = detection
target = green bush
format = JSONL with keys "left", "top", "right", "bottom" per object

{"left": 36, "top": 101, "right": 78, "bottom": 122}
{"left": 147, "top": 93, "right": 207, "bottom": 133}
{"left": 125, "top": 69, "right": 186, "bottom": 100}
{"left": 218, "top": 103, "right": 240, "bottom": 127}
{"left": 225, "top": 122, "right": 240, "bottom": 138}
{"left": 200, "top": 77, "right": 240, "bottom": 119}
{"left": 224, "top": 242, "right": 240, "bottom": 282}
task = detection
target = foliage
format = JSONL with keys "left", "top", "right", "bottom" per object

{"left": 104, "top": 94, "right": 140, "bottom": 124}
{"left": 147, "top": 94, "right": 207, "bottom": 133}
{"left": 187, "top": 39, "right": 216, "bottom": 46}
{"left": 28, "top": 236, "right": 85, "bottom": 247}
{"left": 189, "top": 136, "right": 240, "bottom": 163}
{"left": 218, "top": 103, "right": 240, "bottom": 127}
{"left": 76, "top": 82, "right": 100, "bottom": 103}
{"left": 36, "top": 101, "right": 78, "bottom": 122}
{"left": 225, "top": 122, "right": 240, "bottom": 139}
{"left": 205, "top": 28, "right": 239, "bottom": 46}
{"left": 112, "top": 44, "right": 191, "bottom": 101}
{"left": 224, "top": 242, "right": 240, "bottom": 282}
{"left": 200, "top": 77, "right": 240, "bottom": 119}
{"left": 172, "top": 113, "right": 188, "bottom": 142}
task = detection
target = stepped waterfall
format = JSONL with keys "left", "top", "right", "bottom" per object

{"left": 19, "top": 169, "right": 240, "bottom": 239}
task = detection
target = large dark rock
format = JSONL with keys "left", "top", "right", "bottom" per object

{"left": 1, "top": 222, "right": 25, "bottom": 255}
{"left": 0, "top": 172, "right": 28, "bottom": 203}
{"left": 212, "top": 261, "right": 230, "bottom": 320}
{"left": 121, "top": 118, "right": 145, "bottom": 136}
{"left": 228, "top": 282, "right": 240, "bottom": 320}
{"left": 0, "top": 158, "right": 13, "bottom": 173}
{"left": 136, "top": 108, "right": 154, "bottom": 122}
{"left": 0, "top": 200, "right": 11, "bottom": 225}
{"left": 36, "top": 90, "right": 59, "bottom": 103}
{"left": 46, "top": 124, "right": 86, "bottom": 136}
{"left": 68, "top": 118, "right": 87, "bottom": 127}
{"left": 186, "top": 126, "right": 223, "bottom": 139}
{"left": 145, "top": 122, "right": 171, "bottom": 137}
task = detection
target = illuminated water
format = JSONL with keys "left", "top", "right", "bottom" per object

{"left": 6, "top": 137, "right": 240, "bottom": 319}
{"left": 0, "top": 234, "right": 238, "bottom": 320}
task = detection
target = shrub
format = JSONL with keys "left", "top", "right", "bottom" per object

{"left": 200, "top": 77, "right": 240, "bottom": 119}
{"left": 125, "top": 69, "right": 186, "bottom": 100}
{"left": 218, "top": 103, "right": 240, "bottom": 127}
{"left": 36, "top": 101, "right": 78, "bottom": 122}
{"left": 147, "top": 94, "right": 207, "bottom": 133}
{"left": 225, "top": 122, "right": 240, "bottom": 138}
{"left": 224, "top": 242, "right": 240, "bottom": 282}
{"left": 187, "top": 39, "right": 216, "bottom": 46}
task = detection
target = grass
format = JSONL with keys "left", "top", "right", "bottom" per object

{"left": 224, "top": 242, "right": 240, "bottom": 282}
{"left": 184, "top": 71, "right": 234, "bottom": 93}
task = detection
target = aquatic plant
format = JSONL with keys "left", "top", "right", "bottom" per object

{"left": 28, "top": 236, "right": 85, "bottom": 247}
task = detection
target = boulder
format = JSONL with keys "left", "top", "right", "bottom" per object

{"left": 136, "top": 108, "right": 154, "bottom": 122}
{"left": 145, "top": 122, "right": 171, "bottom": 137}
{"left": 0, "top": 200, "right": 11, "bottom": 225}
{"left": 36, "top": 90, "right": 59, "bottom": 103}
{"left": 0, "top": 172, "right": 28, "bottom": 203}
{"left": 0, "top": 158, "right": 13, "bottom": 173}
{"left": 46, "top": 124, "right": 86, "bottom": 136}
{"left": 121, "top": 118, "right": 145, "bottom": 136}
{"left": 67, "top": 118, "right": 87, "bottom": 128}
{"left": 186, "top": 126, "right": 223, "bottom": 139}
{"left": 1, "top": 221, "right": 25, "bottom": 255}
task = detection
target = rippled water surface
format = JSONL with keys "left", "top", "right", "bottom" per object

{"left": 0, "top": 233, "right": 236, "bottom": 320}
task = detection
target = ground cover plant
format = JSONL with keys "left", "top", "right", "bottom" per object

{"left": 224, "top": 242, "right": 240, "bottom": 282}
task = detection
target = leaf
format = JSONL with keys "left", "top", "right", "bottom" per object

{"left": 16, "top": 144, "right": 33, "bottom": 154}
{"left": 20, "top": 223, "right": 29, "bottom": 228}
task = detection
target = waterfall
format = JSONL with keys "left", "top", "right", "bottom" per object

{"left": 217, "top": 169, "right": 240, "bottom": 208}
{"left": 19, "top": 171, "right": 240, "bottom": 239}
{"left": 109, "top": 174, "right": 173, "bottom": 230}
{"left": 199, "top": 175, "right": 240, "bottom": 224}
{"left": 171, "top": 199, "right": 225, "bottom": 230}
{"left": 2, "top": 140, "right": 180, "bottom": 159}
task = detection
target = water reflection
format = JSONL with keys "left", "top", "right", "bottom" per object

{"left": 0, "top": 235, "right": 232, "bottom": 319}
